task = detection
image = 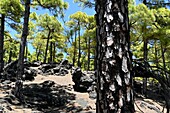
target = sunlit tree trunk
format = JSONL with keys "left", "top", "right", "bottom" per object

{"left": 0, "top": 14, "right": 5, "bottom": 73}
{"left": 78, "top": 23, "right": 81, "bottom": 68}
{"left": 73, "top": 30, "right": 77, "bottom": 66}
{"left": 95, "top": 0, "right": 134, "bottom": 112}
{"left": 15, "top": 0, "right": 30, "bottom": 102}
{"left": 25, "top": 43, "right": 28, "bottom": 61}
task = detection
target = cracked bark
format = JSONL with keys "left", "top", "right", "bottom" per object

{"left": 95, "top": 0, "right": 134, "bottom": 113}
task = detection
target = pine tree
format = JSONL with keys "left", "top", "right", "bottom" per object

{"left": 95, "top": 0, "right": 134, "bottom": 112}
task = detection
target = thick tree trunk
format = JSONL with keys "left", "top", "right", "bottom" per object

{"left": 15, "top": 0, "right": 30, "bottom": 102}
{"left": 0, "top": 14, "right": 5, "bottom": 73}
{"left": 143, "top": 39, "right": 148, "bottom": 96}
{"left": 95, "top": 0, "right": 134, "bottom": 113}
{"left": 44, "top": 31, "right": 51, "bottom": 63}
{"left": 87, "top": 37, "right": 91, "bottom": 71}
{"left": 73, "top": 30, "right": 77, "bottom": 66}
{"left": 78, "top": 23, "right": 81, "bottom": 68}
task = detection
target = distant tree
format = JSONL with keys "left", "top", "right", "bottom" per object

{"left": 69, "top": 11, "right": 88, "bottom": 68}
{"left": 95, "top": 0, "right": 134, "bottom": 112}
{"left": 36, "top": 14, "right": 63, "bottom": 63}
{"left": 65, "top": 21, "right": 78, "bottom": 66}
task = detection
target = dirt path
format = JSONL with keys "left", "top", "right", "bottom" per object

{"left": 0, "top": 71, "right": 168, "bottom": 113}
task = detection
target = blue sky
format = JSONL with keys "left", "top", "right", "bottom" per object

{"left": 27, "top": 0, "right": 95, "bottom": 53}
{"left": 8, "top": 0, "right": 141, "bottom": 53}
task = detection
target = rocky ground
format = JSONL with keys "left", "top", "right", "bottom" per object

{"left": 0, "top": 61, "right": 168, "bottom": 113}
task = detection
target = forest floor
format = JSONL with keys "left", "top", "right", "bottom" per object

{"left": 0, "top": 70, "right": 168, "bottom": 113}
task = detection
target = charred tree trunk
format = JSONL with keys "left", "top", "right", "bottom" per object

{"left": 143, "top": 39, "right": 148, "bottom": 96}
{"left": 87, "top": 37, "right": 91, "bottom": 71}
{"left": 0, "top": 14, "right": 5, "bottom": 73}
{"left": 15, "top": 0, "right": 30, "bottom": 102}
{"left": 44, "top": 31, "right": 51, "bottom": 63}
{"left": 73, "top": 30, "right": 77, "bottom": 66}
{"left": 95, "top": 0, "right": 134, "bottom": 113}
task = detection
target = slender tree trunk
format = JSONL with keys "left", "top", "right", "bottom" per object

{"left": 154, "top": 40, "right": 158, "bottom": 67}
{"left": 87, "top": 37, "right": 91, "bottom": 71}
{"left": 0, "top": 14, "right": 5, "bottom": 73}
{"left": 49, "top": 41, "right": 53, "bottom": 63}
{"left": 15, "top": 0, "right": 30, "bottom": 102}
{"left": 8, "top": 48, "right": 12, "bottom": 63}
{"left": 78, "top": 23, "right": 81, "bottom": 68}
{"left": 152, "top": 40, "right": 158, "bottom": 86}
{"left": 95, "top": 0, "right": 134, "bottom": 113}
{"left": 35, "top": 45, "right": 38, "bottom": 59}
{"left": 73, "top": 30, "right": 77, "bottom": 66}
{"left": 143, "top": 39, "right": 148, "bottom": 97}
{"left": 53, "top": 42, "right": 56, "bottom": 62}
{"left": 142, "top": 0, "right": 148, "bottom": 97}
{"left": 36, "top": 44, "right": 42, "bottom": 61}
{"left": 44, "top": 31, "right": 51, "bottom": 63}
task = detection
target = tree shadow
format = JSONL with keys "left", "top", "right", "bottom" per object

{"left": 8, "top": 80, "right": 92, "bottom": 113}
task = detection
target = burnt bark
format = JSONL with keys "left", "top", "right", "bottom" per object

{"left": 95, "top": 0, "right": 134, "bottom": 113}
{"left": 142, "top": 0, "right": 148, "bottom": 97}
{"left": 143, "top": 39, "right": 148, "bottom": 96}
{"left": 0, "top": 14, "right": 5, "bottom": 73}
{"left": 15, "top": 0, "right": 30, "bottom": 102}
